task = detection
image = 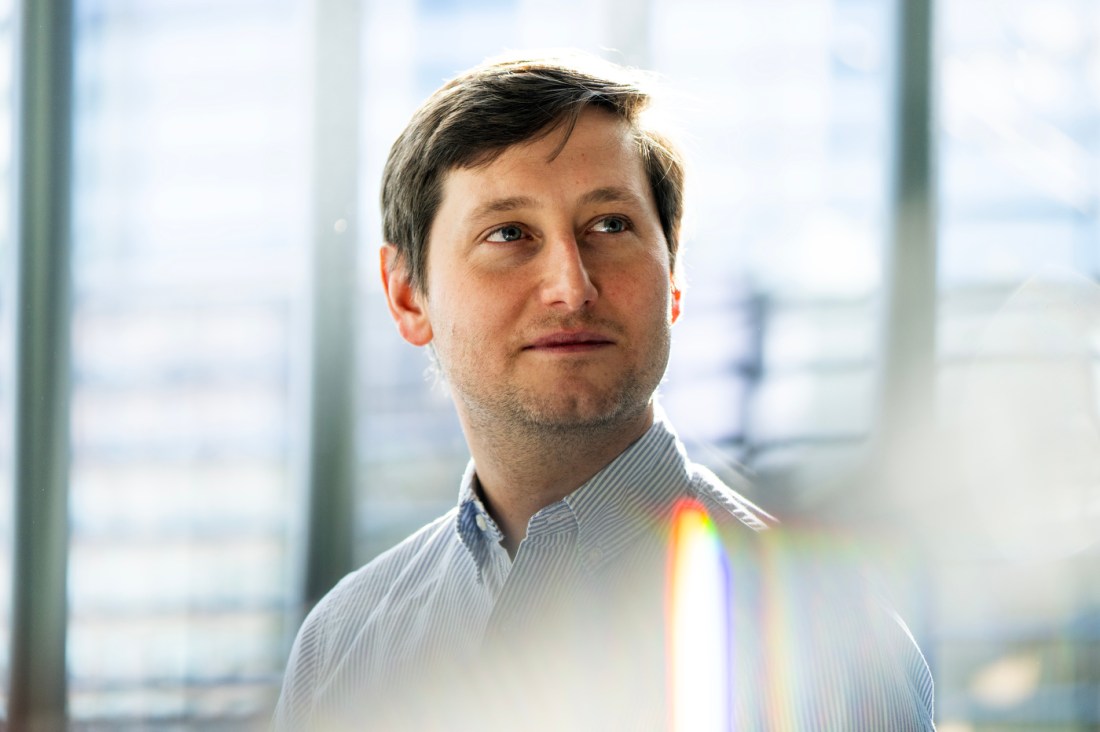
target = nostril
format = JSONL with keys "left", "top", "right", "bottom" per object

{"left": 539, "top": 242, "right": 597, "bottom": 308}
{"left": 544, "top": 269, "right": 596, "bottom": 309}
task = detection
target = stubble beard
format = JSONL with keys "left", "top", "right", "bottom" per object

{"left": 448, "top": 322, "right": 672, "bottom": 451}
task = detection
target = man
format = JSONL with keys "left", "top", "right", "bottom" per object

{"left": 275, "top": 52, "right": 935, "bottom": 731}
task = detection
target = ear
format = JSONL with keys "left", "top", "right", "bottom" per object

{"left": 670, "top": 276, "right": 682, "bottom": 325}
{"left": 381, "top": 244, "right": 433, "bottom": 346}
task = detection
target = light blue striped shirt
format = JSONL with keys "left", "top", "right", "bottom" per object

{"left": 274, "top": 415, "right": 934, "bottom": 731}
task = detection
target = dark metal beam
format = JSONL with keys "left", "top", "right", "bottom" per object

{"left": 873, "top": 0, "right": 937, "bottom": 672}
{"left": 881, "top": 0, "right": 936, "bottom": 442}
{"left": 303, "top": 0, "right": 361, "bottom": 607}
{"left": 8, "top": 1, "right": 76, "bottom": 730}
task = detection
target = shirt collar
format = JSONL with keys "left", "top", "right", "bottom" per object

{"left": 456, "top": 461, "right": 503, "bottom": 580}
{"left": 455, "top": 409, "right": 693, "bottom": 574}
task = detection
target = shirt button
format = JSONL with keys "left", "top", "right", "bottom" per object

{"left": 475, "top": 514, "right": 488, "bottom": 532}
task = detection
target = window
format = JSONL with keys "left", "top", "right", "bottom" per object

{"left": 66, "top": 1, "right": 310, "bottom": 724}
{"left": 935, "top": 0, "right": 1100, "bottom": 726}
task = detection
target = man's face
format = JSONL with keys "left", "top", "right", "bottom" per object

{"left": 405, "top": 108, "right": 678, "bottom": 433}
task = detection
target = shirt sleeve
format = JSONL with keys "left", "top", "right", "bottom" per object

{"left": 882, "top": 607, "right": 936, "bottom": 729}
{"left": 271, "top": 600, "right": 328, "bottom": 732}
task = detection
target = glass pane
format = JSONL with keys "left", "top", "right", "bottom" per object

{"left": 645, "top": 0, "right": 891, "bottom": 508}
{"left": 937, "top": 0, "right": 1100, "bottom": 727}
{"left": 68, "top": 1, "right": 310, "bottom": 726}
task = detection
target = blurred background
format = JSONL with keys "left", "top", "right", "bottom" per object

{"left": 1, "top": 0, "right": 1099, "bottom": 729}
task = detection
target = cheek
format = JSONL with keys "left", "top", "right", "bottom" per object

{"left": 608, "top": 265, "right": 671, "bottom": 317}
{"left": 429, "top": 281, "right": 513, "bottom": 349}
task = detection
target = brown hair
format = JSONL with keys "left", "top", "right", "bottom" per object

{"left": 381, "top": 51, "right": 685, "bottom": 294}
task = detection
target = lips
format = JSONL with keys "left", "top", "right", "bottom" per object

{"left": 524, "top": 330, "right": 615, "bottom": 350}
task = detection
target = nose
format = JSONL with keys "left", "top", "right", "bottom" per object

{"left": 539, "top": 234, "right": 598, "bottom": 311}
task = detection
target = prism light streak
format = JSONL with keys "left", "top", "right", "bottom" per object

{"left": 666, "top": 497, "right": 733, "bottom": 732}
{"left": 760, "top": 535, "right": 797, "bottom": 730}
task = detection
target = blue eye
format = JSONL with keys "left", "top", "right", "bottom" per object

{"left": 487, "top": 225, "right": 525, "bottom": 243}
{"left": 593, "top": 216, "right": 628, "bottom": 234}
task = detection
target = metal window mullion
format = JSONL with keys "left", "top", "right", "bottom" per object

{"left": 881, "top": 0, "right": 936, "bottom": 437}
{"left": 303, "top": 0, "right": 361, "bottom": 608}
{"left": 8, "top": 1, "right": 76, "bottom": 730}
{"left": 876, "top": 0, "right": 937, "bottom": 678}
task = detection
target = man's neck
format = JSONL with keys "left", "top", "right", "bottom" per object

{"left": 461, "top": 404, "right": 655, "bottom": 556}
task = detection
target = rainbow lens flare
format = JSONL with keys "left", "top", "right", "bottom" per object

{"left": 666, "top": 497, "right": 733, "bottom": 732}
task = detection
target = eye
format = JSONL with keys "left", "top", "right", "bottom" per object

{"left": 591, "top": 216, "right": 629, "bottom": 234}
{"left": 485, "top": 224, "right": 527, "bottom": 243}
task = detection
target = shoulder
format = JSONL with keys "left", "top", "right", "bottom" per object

{"left": 685, "top": 461, "right": 775, "bottom": 532}
{"left": 273, "top": 508, "right": 462, "bottom": 729}
{"left": 861, "top": 598, "right": 935, "bottom": 726}
{"left": 671, "top": 446, "right": 933, "bottom": 727}
{"left": 325, "top": 507, "right": 463, "bottom": 610}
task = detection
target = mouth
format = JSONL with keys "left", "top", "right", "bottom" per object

{"left": 523, "top": 330, "right": 615, "bottom": 353}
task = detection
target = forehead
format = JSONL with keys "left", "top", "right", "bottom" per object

{"left": 435, "top": 109, "right": 651, "bottom": 217}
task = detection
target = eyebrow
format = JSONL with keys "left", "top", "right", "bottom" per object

{"left": 466, "top": 187, "right": 642, "bottom": 227}
{"left": 578, "top": 186, "right": 641, "bottom": 207}
{"left": 466, "top": 195, "right": 538, "bottom": 226}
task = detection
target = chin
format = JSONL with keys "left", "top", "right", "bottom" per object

{"left": 515, "top": 390, "right": 651, "bottom": 432}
